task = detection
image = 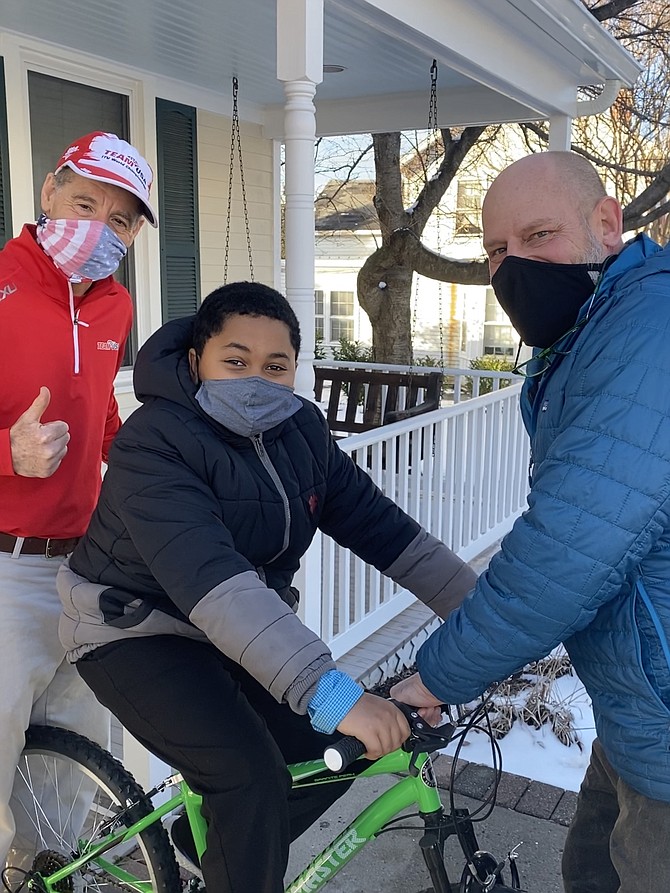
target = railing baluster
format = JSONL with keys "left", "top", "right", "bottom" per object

{"left": 300, "top": 375, "right": 529, "bottom": 656}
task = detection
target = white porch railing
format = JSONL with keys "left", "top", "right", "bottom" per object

{"left": 296, "top": 379, "right": 529, "bottom": 660}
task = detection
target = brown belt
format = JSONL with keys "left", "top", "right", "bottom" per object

{"left": 0, "top": 532, "right": 80, "bottom": 558}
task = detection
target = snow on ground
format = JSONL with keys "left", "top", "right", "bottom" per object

{"left": 443, "top": 668, "right": 596, "bottom": 792}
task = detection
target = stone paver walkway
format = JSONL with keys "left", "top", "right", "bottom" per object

{"left": 433, "top": 754, "right": 578, "bottom": 826}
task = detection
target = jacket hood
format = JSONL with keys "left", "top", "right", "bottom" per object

{"left": 523, "top": 235, "right": 669, "bottom": 375}
{"left": 569, "top": 234, "right": 668, "bottom": 336}
{"left": 595, "top": 233, "right": 670, "bottom": 305}
{"left": 520, "top": 233, "right": 670, "bottom": 433}
{"left": 134, "top": 315, "right": 198, "bottom": 409}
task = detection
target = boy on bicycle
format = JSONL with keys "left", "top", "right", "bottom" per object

{"left": 57, "top": 282, "right": 475, "bottom": 893}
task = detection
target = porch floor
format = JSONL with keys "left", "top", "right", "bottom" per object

{"left": 337, "top": 539, "right": 500, "bottom": 689}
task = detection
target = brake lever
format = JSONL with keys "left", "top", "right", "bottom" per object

{"left": 389, "top": 700, "right": 455, "bottom": 775}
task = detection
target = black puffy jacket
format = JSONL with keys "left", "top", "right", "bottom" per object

{"left": 60, "top": 317, "right": 475, "bottom": 712}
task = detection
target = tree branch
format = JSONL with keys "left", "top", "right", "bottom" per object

{"left": 588, "top": 0, "right": 642, "bottom": 23}
{"left": 372, "top": 133, "right": 409, "bottom": 237}
{"left": 623, "top": 160, "right": 670, "bottom": 220}
{"left": 520, "top": 121, "right": 658, "bottom": 178}
{"left": 624, "top": 196, "right": 670, "bottom": 230}
{"left": 389, "top": 228, "right": 490, "bottom": 285}
{"left": 411, "top": 126, "right": 487, "bottom": 231}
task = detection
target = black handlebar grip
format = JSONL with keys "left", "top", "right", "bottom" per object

{"left": 323, "top": 736, "right": 366, "bottom": 772}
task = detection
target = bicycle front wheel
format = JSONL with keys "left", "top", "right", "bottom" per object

{"left": 9, "top": 725, "right": 181, "bottom": 893}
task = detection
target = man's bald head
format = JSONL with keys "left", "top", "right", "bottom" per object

{"left": 484, "top": 152, "right": 607, "bottom": 221}
{"left": 482, "top": 151, "right": 624, "bottom": 277}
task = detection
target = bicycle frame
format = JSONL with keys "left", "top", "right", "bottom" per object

{"left": 285, "top": 749, "right": 444, "bottom": 892}
{"left": 31, "top": 746, "right": 453, "bottom": 893}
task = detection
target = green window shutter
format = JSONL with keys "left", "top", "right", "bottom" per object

{"left": 156, "top": 99, "right": 200, "bottom": 321}
{"left": 0, "top": 59, "right": 13, "bottom": 248}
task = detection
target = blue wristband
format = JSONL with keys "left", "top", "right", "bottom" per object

{"left": 307, "top": 670, "right": 364, "bottom": 735}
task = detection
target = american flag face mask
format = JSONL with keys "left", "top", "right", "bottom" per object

{"left": 35, "top": 213, "right": 127, "bottom": 283}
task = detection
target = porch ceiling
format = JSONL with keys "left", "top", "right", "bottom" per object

{"left": 0, "top": 0, "right": 639, "bottom": 137}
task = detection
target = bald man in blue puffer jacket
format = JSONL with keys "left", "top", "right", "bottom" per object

{"left": 392, "top": 151, "right": 670, "bottom": 893}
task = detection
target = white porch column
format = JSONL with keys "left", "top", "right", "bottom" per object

{"left": 548, "top": 114, "right": 572, "bottom": 151}
{"left": 277, "top": 0, "right": 323, "bottom": 398}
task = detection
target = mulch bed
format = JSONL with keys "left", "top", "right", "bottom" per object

{"left": 366, "top": 665, "right": 417, "bottom": 698}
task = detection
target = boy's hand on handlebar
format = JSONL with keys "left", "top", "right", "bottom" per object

{"left": 336, "top": 693, "right": 410, "bottom": 760}
{"left": 389, "top": 672, "right": 443, "bottom": 726}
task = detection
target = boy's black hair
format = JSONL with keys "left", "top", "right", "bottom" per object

{"left": 191, "top": 282, "right": 301, "bottom": 358}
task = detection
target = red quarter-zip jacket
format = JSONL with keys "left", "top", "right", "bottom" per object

{"left": 0, "top": 225, "right": 133, "bottom": 538}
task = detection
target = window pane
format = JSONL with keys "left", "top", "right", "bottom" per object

{"left": 484, "top": 323, "right": 516, "bottom": 354}
{"left": 331, "top": 318, "right": 354, "bottom": 342}
{"left": 27, "top": 73, "right": 137, "bottom": 365}
{"left": 330, "top": 291, "right": 354, "bottom": 315}
{"left": 314, "top": 289, "right": 324, "bottom": 316}
{"left": 28, "top": 73, "right": 129, "bottom": 219}
{"left": 455, "top": 179, "right": 482, "bottom": 237}
{"left": 485, "top": 286, "right": 515, "bottom": 326}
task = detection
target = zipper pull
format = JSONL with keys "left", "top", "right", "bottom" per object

{"left": 74, "top": 311, "right": 90, "bottom": 328}
{"left": 252, "top": 433, "right": 265, "bottom": 455}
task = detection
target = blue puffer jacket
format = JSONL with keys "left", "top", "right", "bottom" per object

{"left": 417, "top": 234, "right": 670, "bottom": 801}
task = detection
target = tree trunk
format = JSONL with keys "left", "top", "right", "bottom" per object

{"left": 356, "top": 129, "right": 491, "bottom": 364}
{"left": 358, "top": 262, "right": 414, "bottom": 362}
{"left": 357, "top": 228, "right": 489, "bottom": 364}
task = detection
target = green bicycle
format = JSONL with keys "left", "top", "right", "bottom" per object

{"left": 6, "top": 702, "right": 524, "bottom": 893}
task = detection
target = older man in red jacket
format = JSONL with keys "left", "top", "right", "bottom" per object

{"left": 0, "top": 131, "right": 157, "bottom": 869}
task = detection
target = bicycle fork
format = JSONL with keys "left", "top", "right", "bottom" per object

{"left": 419, "top": 806, "right": 479, "bottom": 893}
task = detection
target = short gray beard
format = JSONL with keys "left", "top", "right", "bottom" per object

{"left": 577, "top": 224, "right": 609, "bottom": 266}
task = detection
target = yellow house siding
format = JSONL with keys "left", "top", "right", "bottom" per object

{"left": 197, "top": 111, "right": 276, "bottom": 296}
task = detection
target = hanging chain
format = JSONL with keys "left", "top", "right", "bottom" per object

{"left": 410, "top": 273, "right": 420, "bottom": 368}
{"left": 410, "top": 59, "right": 440, "bottom": 375}
{"left": 224, "top": 76, "right": 254, "bottom": 284}
{"left": 428, "top": 59, "right": 438, "bottom": 167}
{"left": 429, "top": 59, "right": 445, "bottom": 371}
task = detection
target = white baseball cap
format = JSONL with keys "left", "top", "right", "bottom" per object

{"left": 55, "top": 131, "right": 158, "bottom": 227}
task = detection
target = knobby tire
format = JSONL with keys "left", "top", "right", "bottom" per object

{"left": 12, "top": 725, "right": 181, "bottom": 893}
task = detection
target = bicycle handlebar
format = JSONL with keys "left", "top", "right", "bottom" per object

{"left": 324, "top": 736, "right": 366, "bottom": 772}
{"left": 324, "top": 700, "right": 455, "bottom": 773}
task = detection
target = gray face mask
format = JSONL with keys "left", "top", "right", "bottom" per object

{"left": 194, "top": 375, "right": 302, "bottom": 438}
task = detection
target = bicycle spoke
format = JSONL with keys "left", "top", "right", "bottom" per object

{"left": 12, "top": 727, "right": 179, "bottom": 893}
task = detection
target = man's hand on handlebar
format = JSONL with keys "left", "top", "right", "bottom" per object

{"left": 336, "top": 692, "right": 410, "bottom": 760}
{"left": 389, "top": 671, "right": 444, "bottom": 726}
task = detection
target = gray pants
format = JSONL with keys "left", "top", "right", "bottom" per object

{"left": 0, "top": 551, "right": 109, "bottom": 870}
{"left": 562, "top": 737, "right": 670, "bottom": 893}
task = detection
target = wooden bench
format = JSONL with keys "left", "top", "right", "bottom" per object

{"left": 313, "top": 362, "right": 443, "bottom": 437}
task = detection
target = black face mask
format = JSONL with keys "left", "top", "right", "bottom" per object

{"left": 491, "top": 255, "right": 603, "bottom": 348}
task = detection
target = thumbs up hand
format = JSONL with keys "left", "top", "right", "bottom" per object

{"left": 9, "top": 388, "right": 70, "bottom": 477}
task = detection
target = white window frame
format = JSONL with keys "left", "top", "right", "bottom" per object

{"left": 314, "top": 287, "right": 355, "bottom": 348}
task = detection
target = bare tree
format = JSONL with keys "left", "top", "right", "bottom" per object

{"left": 356, "top": 129, "right": 490, "bottom": 362}
{"left": 342, "top": 0, "right": 669, "bottom": 363}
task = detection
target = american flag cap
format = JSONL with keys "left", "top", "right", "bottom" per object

{"left": 55, "top": 131, "right": 158, "bottom": 227}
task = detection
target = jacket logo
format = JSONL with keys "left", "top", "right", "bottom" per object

{"left": 0, "top": 282, "right": 17, "bottom": 302}
{"left": 97, "top": 339, "right": 120, "bottom": 351}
